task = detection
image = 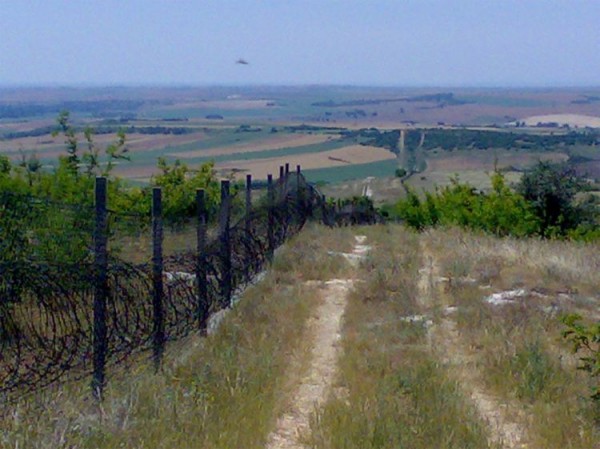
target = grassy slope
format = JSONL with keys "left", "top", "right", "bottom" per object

{"left": 422, "top": 228, "right": 600, "bottom": 448}
{"left": 1, "top": 225, "right": 353, "bottom": 449}
{"left": 2, "top": 224, "right": 599, "bottom": 448}
{"left": 307, "top": 226, "right": 493, "bottom": 449}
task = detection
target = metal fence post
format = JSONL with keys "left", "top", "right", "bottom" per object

{"left": 296, "top": 165, "right": 303, "bottom": 220}
{"left": 92, "top": 176, "right": 108, "bottom": 400}
{"left": 152, "top": 187, "right": 165, "bottom": 372}
{"left": 279, "top": 165, "right": 284, "bottom": 200}
{"left": 196, "top": 189, "right": 208, "bottom": 334}
{"left": 219, "top": 180, "right": 232, "bottom": 308}
{"left": 267, "top": 174, "right": 275, "bottom": 262}
{"left": 245, "top": 174, "right": 252, "bottom": 235}
{"left": 285, "top": 163, "right": 290, "bottom": 193}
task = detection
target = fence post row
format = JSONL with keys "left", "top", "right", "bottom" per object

{"left": 152, "top": 187, "right": 165, "bottom": 372}
{"left": 267, "top": 174, "right": 275, "bottom": 262}
{"left": 196, "top": 189, "right": 208, "bottom": 334}
{"left": 219, "top": 180, "right": 232, "bottom": 308}
{"left": 89, "top": 165, "right": 316, "bottom": 398}
{"left": 92, "top": 176, "right": 108, "bottom": 400}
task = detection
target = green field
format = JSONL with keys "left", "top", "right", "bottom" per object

{"left": 303, "top": 159, "right": 398, "bottom": 183}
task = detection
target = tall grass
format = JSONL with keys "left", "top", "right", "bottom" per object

{"left": 1, "top": 224, "right": 352, "bottom": 449}
{"left": 423, "top": 227, "right": 600, "bottom": 448}
{"left": 307, "top": 226, "right": 494, "bottom": 449}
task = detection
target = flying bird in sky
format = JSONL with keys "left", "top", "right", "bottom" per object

{"left": 236, "top": 58, "right": 249, "bottom": 65}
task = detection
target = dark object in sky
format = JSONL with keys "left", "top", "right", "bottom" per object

{"left": 236, "top": 58, "right": 249, "bottom": 65}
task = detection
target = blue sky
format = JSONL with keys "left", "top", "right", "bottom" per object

{"left": 0, "top": 0, "right": 598, "bottom": 86}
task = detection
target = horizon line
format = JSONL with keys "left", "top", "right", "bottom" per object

{"left": 1, "top": 82, "right": 600, "bottom": 90}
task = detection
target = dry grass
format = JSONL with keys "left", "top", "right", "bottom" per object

{"left": 0, "top": 224, "right": 354, "bottom": 449}
{"left": 3, "top": 223, "right": 599, "bottom": 448}
{"left": 422, "top": 227, "right": 600, "bottom": 448}
{"left": 306, "top": 225, "right": 494, "bottom": 449}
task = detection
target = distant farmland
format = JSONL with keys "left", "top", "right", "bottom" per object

{"left": 1, "top": 85, "right": 599, "bottom": 186}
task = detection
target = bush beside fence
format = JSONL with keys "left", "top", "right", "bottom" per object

{"left": 0, "top": 164, "right": 335, "bottom": 401}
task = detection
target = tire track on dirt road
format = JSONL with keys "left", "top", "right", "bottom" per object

{"left": 265, "top": 235, "right": 369, "bottom": 449}
{"left": 418, "top": 239, "right": 529, "bottom": 449}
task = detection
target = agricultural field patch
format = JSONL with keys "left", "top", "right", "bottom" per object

{"left": 171, "top": 133, "right": 334, "bottom": 158}
{"left": 219, "top": 145, "right": 396, "bottom": 180}
{"left": 425, "top": 149, "right": 568, "bottom": 172}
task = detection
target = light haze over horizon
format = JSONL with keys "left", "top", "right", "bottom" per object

{"left": 1, "top": 0, "right": 599, "bottom": 88}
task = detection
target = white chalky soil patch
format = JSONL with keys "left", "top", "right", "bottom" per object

{"left": 265, "top": 235, "right": 368, "bottom": 449}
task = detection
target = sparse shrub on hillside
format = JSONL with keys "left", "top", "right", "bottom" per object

{"left": 517, "top": 161, "right": 589, "bottom": 237}
{"left": 151, "top": 157, "right": 222, "bottom": 223}
{"left": 390, "top": 164, "right": 598, "bottom": 240}
{"left": 394, "top": 167, "right": 407, "bottom": 178}
{"left": 562, "top": 314, "right": 600, "bottom": 402}
{"left": 393, "top": 172, "right": 539, "bottom": 237}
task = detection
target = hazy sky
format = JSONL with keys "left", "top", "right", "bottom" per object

{"left": 1, "top": 0, "right": 598, "bottom": 87}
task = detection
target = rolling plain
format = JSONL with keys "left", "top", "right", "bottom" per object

{"left": 1, "top": 86, "right": 599, "bottom": 197}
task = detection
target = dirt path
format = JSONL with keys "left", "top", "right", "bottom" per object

{"left": 418, "top": 242, "right": 529, "bottom": 449}
{"left": 265, "top": 236, "right": 369, "bottom": 449}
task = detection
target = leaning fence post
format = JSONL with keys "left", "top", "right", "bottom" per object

{"left": 92, "top": 176, "right": 108, "bottom": 400}
{"left": 267, "top": 174, "right": 275, "bottom": 261}
{"left": 196, "top": 189, "right": 208, "bottom": 334}
{"left": 219, "top": 180, "right": 232, "bottom": 308}
{"left": 152, "top": 187, "right": 165, "bottom": 372}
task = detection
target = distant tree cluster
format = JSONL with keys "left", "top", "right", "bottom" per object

{"left": 412, "top": 129, "right": 599, "bottom": 151}
{"left": 2, "top": 124, "right": 194, "bottom": 140}
{"left": 0, "top": 100, "right": 145, "bottom": 119}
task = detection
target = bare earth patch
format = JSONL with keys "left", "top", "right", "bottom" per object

{"left": 265, "top": 236, "right": 369, "bottom": 449}
{"left": 220, "top": 145, "right": 396, "bottom": 179}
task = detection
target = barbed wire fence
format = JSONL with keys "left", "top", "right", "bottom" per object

{"left": 0, "top": 163, "right": 365, "bottom": 402}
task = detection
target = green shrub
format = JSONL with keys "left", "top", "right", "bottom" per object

{"left": 562, "top": 314, "right": 600, "bottom": 401}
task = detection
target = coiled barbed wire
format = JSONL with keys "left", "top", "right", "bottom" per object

{"left": 1, "top": 173, "right": 352, "bottom": 401}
